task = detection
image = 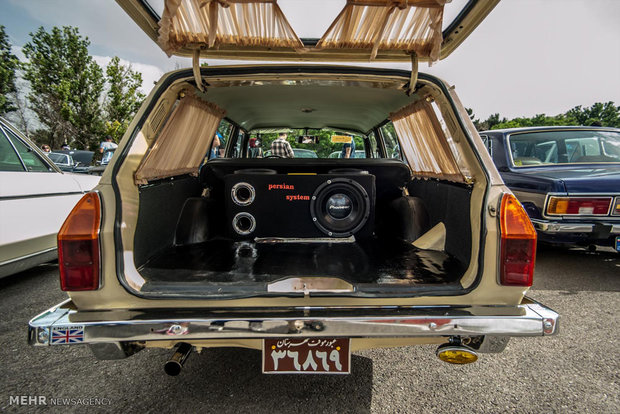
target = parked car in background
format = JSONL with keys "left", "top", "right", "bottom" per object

{"left": 328, "top": 150, "right": 367, "bottom": 158}
{"left": 47, "top": 152, "right": 75, "bottom": 171}
{"left": 89, "top": 148, "right": 116, "bottom": 176}
{"left": 263, "top": 148, "right": 319, "bottom": 158}
{"left": 0, "top": 118, "right": 100, "bottom": 278}
{"left": 48, "top": 150, "right": 95, "bottom": 174}
{"left": 54, "top": 150, "right": 95, "bottom": 174}
{"left": 29, "top": 0, "right": 559, "bottom": 375}
{"left": 481, "top": 126, "right": 620, "bottom": 251}
{"left": 291, "top": 148, "right": 318, "bottom": 158}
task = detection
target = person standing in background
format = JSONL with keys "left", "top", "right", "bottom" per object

{"left": 99, "top": 135, "right": 117, "bottom": 154}
{"left": 210, "top": 132, "right": 222, "bottom": 159}
{"left": 270, "top": 132, "right": 294, "bottom": 158}
{"left": 341, "top": 135, "right": 356, "bottom": 158}
{"left": 248, "top": 137, "right": 263, "bottom": 158}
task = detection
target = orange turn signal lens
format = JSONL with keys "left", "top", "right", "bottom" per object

{"left": 547, "top": 197, "right": 569, "bottom": 215}
{"left": 58, "top": 192, "right": 101, "bottom": 291}
{"left": 499, "top": 194, "right": 537, "bottom": 286}
{"left": 500, "top": 194, "right": 537, "bottom": 240}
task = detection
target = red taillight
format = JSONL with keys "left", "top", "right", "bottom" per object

{"left": 58, "top": 192, "right": 101, "bottom": 291}
{"left": 499, "top": 194, "right": 537, "bottom": 286}
{"left": 547, "top": 196, "right": 612, "bottom": 216}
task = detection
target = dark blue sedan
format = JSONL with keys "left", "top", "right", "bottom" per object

{"left": 480, "top": 126, "right": 620, "bottom": 251}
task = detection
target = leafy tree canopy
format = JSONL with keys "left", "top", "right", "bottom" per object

{"left": 22, "top": 26, "right": 105, "bottom": 150}
{"left": 104, "top": 56, "right": 145, "bottom": 142}
{"left": 0, "top": 25, "right": 19, "bottom": 115}
{"left": 468, "top": 102, "right": 620, "bottom": 131}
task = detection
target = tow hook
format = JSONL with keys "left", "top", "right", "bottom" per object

{"left": 436, "top": 337, "right": 478, "bottom": 364}
{"left": 164, "top": 342, "right": 193, "bottom": 376}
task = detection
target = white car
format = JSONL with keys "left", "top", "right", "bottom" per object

{"left": 0, "top": 118, "right": 100, "bottom": 277}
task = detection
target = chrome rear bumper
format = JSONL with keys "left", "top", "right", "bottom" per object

{"left": 531, "top": 219, "right": 620, "bottom": 234}
{"left": 28, "top": 298, "right": 559, "bottom": 347}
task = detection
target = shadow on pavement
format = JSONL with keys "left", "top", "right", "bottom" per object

{"left": 156, "top": 347, "right": 373, "bottom": 413}
{"left": 0, "top": 262, "right": 58, "bottom": 290}
{"left": 533, "top": 244, "right": 619, "bottom": 292}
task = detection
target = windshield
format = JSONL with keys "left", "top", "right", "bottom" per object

{"left": 49, "top": 153, "right": 70, "bottom": 165}
{"left": 508, "top": 130, "right": 620, "bottom": 167}
{"left": 245, "top": 129, "right": 369, "bottom": 159}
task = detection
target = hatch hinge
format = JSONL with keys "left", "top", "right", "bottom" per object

{"left": 405, "top": 52, "right": 418, "bottom": 96}
{"left": 193, "top": 49, "right": 207, "bottom": 92}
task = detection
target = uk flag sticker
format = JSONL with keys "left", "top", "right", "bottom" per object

{"left": 51, "top": 326, "right": 85, "bottom": 344}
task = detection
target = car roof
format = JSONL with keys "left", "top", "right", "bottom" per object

{"left": 481, "top": 126, "right": 620, "bottom": 135}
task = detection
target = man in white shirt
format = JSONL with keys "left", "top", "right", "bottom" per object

{"left": 99, "top": 136, "right": 118, "bottom": 154}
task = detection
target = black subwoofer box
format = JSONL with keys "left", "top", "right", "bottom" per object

{"left": 224, "top": 172, "right": 375, "bottom": 240}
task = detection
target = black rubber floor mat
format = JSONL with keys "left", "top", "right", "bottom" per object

{"left": 139, "top": 238, "right": 465, "bottom": 286}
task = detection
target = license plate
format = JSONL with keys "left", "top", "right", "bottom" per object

{"left": 616, "top": 236, "right": 620, "bottom": 252}
{"left": 263, "top": 338, "right": 350, "bottom": 374}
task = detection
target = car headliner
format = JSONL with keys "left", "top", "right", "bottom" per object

{"left": 202, "top": 76, "right": 420, "bottom": 133}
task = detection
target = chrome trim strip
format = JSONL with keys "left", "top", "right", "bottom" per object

{"left": 28, "top": 299, "right": 559, "bottom": 346}
{"left": 0, "top": 247, "right": 57, "bottom": 267}
{"left": 0, "top": 191, "right": 85, "bottom": 202}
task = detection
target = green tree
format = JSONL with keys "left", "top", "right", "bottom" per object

{"left": 103, "top": 56, "right": 145, "bottom": 142}
{"left": 0, "top": 25, "right": 19, "bottom": 115}
{"left": 565, "top": 102, "right": 620, "bottom": 127}
{"left": 22, "top": 26, "right": 104, "bottom": 150}
{"left": 466, "top": 107, "right": 484, "bottom": 130}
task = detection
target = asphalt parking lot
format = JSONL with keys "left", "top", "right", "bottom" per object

{"left": 0, "top": 245, "right": 618, "bottom": 413}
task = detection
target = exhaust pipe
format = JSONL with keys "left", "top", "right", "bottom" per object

{"left": 164, "top": 343, "right": 193, "bottom": 376}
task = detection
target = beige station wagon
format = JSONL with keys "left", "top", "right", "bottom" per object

{"left": 29, "top": 0, "right": 558, "bottom": 375}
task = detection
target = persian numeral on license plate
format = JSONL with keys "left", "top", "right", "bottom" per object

{"left": 263, "top": 338, "right": 350, "bottom": 374}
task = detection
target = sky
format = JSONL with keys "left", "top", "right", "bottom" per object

{"left": 1, "top": 0, "right": 619, "bottom": 120}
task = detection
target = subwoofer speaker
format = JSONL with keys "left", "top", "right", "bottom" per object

{"left": 225, "top": 173, "right": 375, "bottom": 240}
{"left": 310, "top": 178, "right": 370, "bottom": 237}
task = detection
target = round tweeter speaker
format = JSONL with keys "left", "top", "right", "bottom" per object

{"left": 231, "top": 182, "right": 255, "bottom": 206}
{"left": 232, "top": 212, "right": 256, "bottom": 235}
{"left": 310, "top": 178, "right": 370, "bottom": 237}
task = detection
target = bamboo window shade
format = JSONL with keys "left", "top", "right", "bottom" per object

{"left": 317, "top": 0, "right": 448, "bottom": 61}
{"left": 134, "top": 92, "right": 226, "bottom": 184}
{"left": 389, "top": 100, "right": 465, "bottom": 182}
{"left": 158, "top": 0, "right": 303, "bottom": 56}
